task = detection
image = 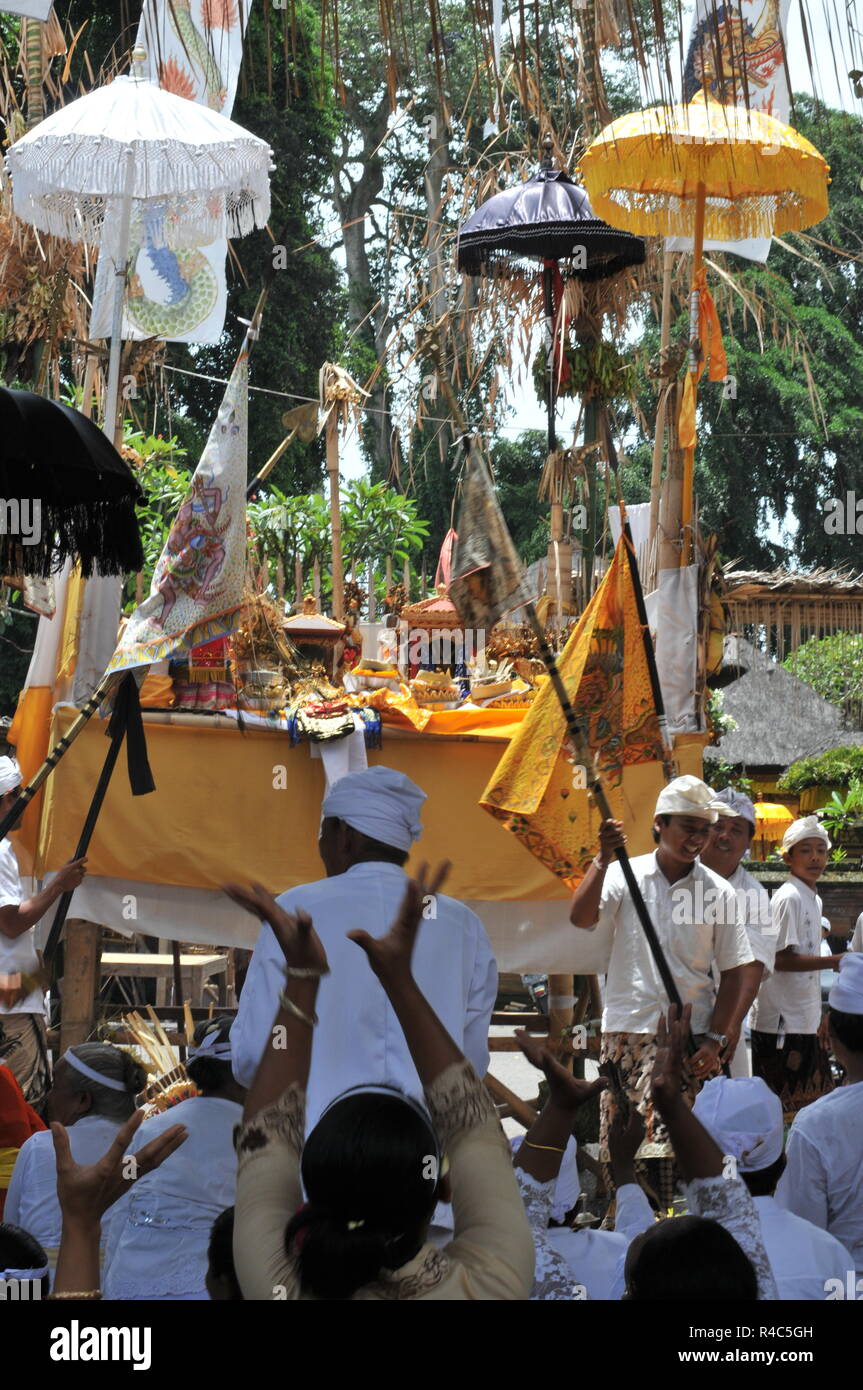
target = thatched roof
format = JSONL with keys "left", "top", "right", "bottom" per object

{"left": 722, "top": 566, "right": 863, "bottom": 598}
{"left": 705, "top": 639, "right": 849, "bottom": 770}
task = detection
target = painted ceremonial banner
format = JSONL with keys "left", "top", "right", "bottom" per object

{"left": 480, "top": 538, "right": 667, "bottom": 889}
{"left": 89, "top": 0, "right": 252, "bottom": 344}
{"left": 667, "top": 0, "right": 792, "bottom": 263}
{"left": 106, "top": 349, "right": 249, "bottom": 672}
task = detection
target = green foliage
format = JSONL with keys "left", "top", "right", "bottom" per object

{"left": 0, "top": 599, "right": 36, "bottom": 719}
{"left": 490, "top": 432, "right": 553, "bottom": 566}
{"left": 121, "top": 428, "right": 190, "bottom": 612}
{"left": 532, "top": 341, "right": 636, "bottom": 404}
{"left": 706, "top": 688, "right": 737, "bottom": 739}
{"left": 705, "top": 757, "right": 753, "bottom": 797}
{"left": 783, "top": 634, "right": 863, "bottom": 729}
{"left": 817, "top": 781, "right": 863, "bottom": 842}
{"left": 779, "top": 746, "right": 863, "bottom": 792}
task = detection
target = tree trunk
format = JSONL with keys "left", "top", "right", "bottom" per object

{"left": 275, "top": 557, "right": 285, "bottom": 600}
{"left": 294, "top": 553, "right": 303, "bottom": 609}
{"left": 313, "top": 557, "right": 321, "bottom": 608}
{"left": 367, "top": 565, "right": 376, "bottom": 621}
{"left": 331, "top": 93, "right": 401, "bottom": 482}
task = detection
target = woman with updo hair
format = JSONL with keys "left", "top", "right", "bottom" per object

{"left": 102, "top": 1017, "right": 245, "bottom": 1300}
{"left": 4, "top": 1042, "right": 145, "bottom": 1274}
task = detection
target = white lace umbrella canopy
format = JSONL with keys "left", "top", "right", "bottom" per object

{"left": 5, "top": 72, "right": 273, "bottom": 248}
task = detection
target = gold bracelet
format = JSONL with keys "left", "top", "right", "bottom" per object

{"left": 48, "top": 1290, "right": 102, "bottom": 1300}
{"left": 278, "top": 990, "right": 318, "bottom": 1028}
{"left": 522, "top": 1139, "right": 566, "bottom": 1153}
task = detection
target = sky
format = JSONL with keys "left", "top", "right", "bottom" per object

{"left": 338, "top": 2, "right": 862, "bottom": 484}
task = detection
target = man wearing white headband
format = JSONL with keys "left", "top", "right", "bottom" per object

{"left": 231, "top": 765, "right": 496, "bottom": 1177}
{"left": 0, "top": 755, "right": 88, "bottom": 1108}
{"left": 5, "top": 1042, "right": 143, "bottom": 1275}
{"left": 750, "top": 815, "right": 844, "bottom": 1119}
{"left": 701, "top": 787, "right": 775, "bottom": 1078}
{"left": 693, "top": 1075, "right": 853, "bottom": 1298}
{"left": 570, "top": 775, "right": 754, "bottom": 1204}
{"left": 775, "top": 953, "right": 863, "bottom": 1274}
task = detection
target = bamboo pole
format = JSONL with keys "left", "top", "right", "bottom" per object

{"left": 681, "top": 183, "right": 706, "bottom": 567}
{"left": 648, "top": 250, "right": 674, "bottom": 581}
{"left": 326, "top": 412, "right": 344, "bottom": 620}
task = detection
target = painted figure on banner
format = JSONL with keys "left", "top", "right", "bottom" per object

{"left": 683, "top": 0, "right": 790, "bottom": 114}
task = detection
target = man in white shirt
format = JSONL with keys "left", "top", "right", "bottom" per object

{"left": 751, "top": 816, "right": 843, "bottom": 1119}
{"left": 701, "top": 788, "right": 776, "bottom": 1077}
{"left": 230, "top": 765, "right": 497, "bottom": 1133}
{"left": 693, "top": 1074, "right": 854, "bottom": 1298}
{"left": 0, "top": 756, "right": 87, "bottom": 1108}
{"left": 570, "top": 775, "right": 754, "bottom": 1203}
{"left": 775, "top": 953, "right": 863, "bottom": 1275}
{"left": 5, "top": 1042, "right": 142, "bottom": 1274}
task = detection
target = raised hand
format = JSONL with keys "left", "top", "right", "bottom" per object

{"left": 51, "top": 1108, "right": 187, "bottom": 1224}
{"left": 651, "top": 1003, "right": 692, "bottom": 1113}
{"left": 348, "top": 861, "right": 450, "bottom": 987}
{"left": 514, "top": 1029, "right": 607, "bottom": 1114}
{"left": 608, "top": 1104, "right": 645, "bottom": 1177}
{"left": 223, "top": 882, "right": 329, "bottom": 976}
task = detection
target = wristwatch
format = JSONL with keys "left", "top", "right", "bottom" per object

{"left": 704, "top": 1030, "right": 728, "bottom": 1049}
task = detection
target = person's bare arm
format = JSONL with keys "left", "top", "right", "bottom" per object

{"left": 651, "top": 1005, "right": 724, "bottom": 1179}
{"left": 0, "top": 858, "right": 88, "bottom": 939}
{"left": 774, "top": 946, "right": 843, "bottom": 972}
{"left": 570, "top": 819, "right": 626, "bottom": 928}
{"left": 222, "top": 883, "right": 329, "bottom": 1124}
{"left": 512, "top": 1031, "right": 606, "bottom": 1183}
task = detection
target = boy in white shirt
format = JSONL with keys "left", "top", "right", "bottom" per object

{"left": 751, "top": 816, "right": 843, "bottom": 1120}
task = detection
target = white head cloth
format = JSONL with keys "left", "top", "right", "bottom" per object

{"left": 64, "top": 1048, "right": 128, "bottom": 1092}
{"left": 0, "top": 756, "right": 22, "bottom": 797}
{"left": 189, "top": 1028, "right": 232, "bottom": 1061}
{"left": 322, "top": 766, "right": 426, "bottom": 853}
{"left": 2, "top": 1266, "right": 48, "bottom": 1282}
{"left": 692, "top": 1076, "right": 784, "bottom": 1172}
{"left": 829, "top": 952, "right": 863, "bottom": 1014}
{"left": 782, "top": 814, "right": 831, "bottom": 853}
{"left": 654, "top": 775, "right": 732, "bottom": 824}
{"left": 713, "top": 786, "right": 756, "bottom": 827}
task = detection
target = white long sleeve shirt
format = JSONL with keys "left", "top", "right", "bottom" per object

{"left": 102, "top": 1096, "right": 243, "bottom": 1300}
{"left": 5, "top": 1114, "right": 123, "bottom": 1250}
{"left": 231, "top": 861, "right": 497, "bottom": 1131}
{"left": 775, "top": 1081, "right": 863, "bottom": 1274}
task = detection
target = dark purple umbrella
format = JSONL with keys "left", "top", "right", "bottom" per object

{"left": 458, "top": 138, "right": 645, "bottom": 450}
{"left": 0, "top": 387, "right": 144, "bottom": 578}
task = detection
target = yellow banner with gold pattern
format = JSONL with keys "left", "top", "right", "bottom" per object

{"left": 480, "top": 537, "right": 666, "bottom": 888}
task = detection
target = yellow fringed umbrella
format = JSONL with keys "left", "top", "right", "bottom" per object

{"left": 753, "top": 801, "right": 794, "bottom": 859}
{"left": 580, "top": 93, "right": 830, "bottom": 562}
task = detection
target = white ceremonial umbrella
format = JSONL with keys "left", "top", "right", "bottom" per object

{"left": 5, "top": 49, "right": 273, "bottom": 440}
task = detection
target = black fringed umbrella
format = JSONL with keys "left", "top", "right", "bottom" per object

{"left": 0, "top": 387, "right": 144, "bottom": 578}
{"left": 458, "top": 137, "right": 646, "bottom": 452}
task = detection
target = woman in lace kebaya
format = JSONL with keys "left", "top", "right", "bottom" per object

{"left": 225, "top": 864, "right": 535, "bottom": 1301}
{"left": 102, "top": 1018, "right": 245, "bottom": 1300}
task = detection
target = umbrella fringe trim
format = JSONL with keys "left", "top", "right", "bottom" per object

{"left": 0, "top": 497, "right": 144, "bottom": 578}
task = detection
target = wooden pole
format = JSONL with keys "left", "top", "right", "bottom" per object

{"left": 548, "top": 974, "right": 575, "bottom": 1053}
{"left": 648, "top": 250, "right": 674, "bottom": 582}
{"left": 59, "top": 920, "right": 102, "bottom": 1051}
{"left": 326, "top": 411, "right": 344, "bottom": 620}
{"left": 659, "top": 383, "right": 685, "bottom": 571}
{"left": 681, "top": 183, "right": 706, "bottom": 567}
